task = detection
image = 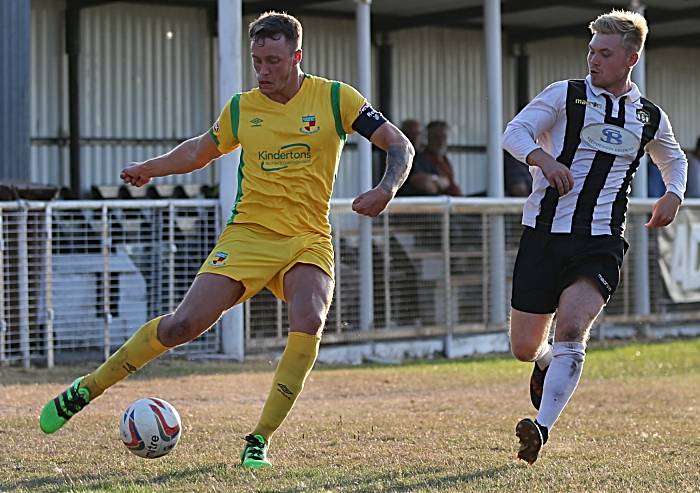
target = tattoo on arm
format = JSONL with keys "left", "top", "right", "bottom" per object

{"left": 379, "top": 143, "right": 413, "bottom": 195}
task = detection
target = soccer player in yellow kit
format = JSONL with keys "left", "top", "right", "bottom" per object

{"left": 40, "top": 12, "right": 414, "bottom": 468}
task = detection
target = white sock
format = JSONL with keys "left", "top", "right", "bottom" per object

{"left": 535, "top": 343, "right": 553, "bottom": 370}
{"left": 535, "top": 341, "right": 585, "bottom": 430}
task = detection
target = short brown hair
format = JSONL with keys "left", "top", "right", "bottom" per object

{"left": 249, "top": 11, "right": 302, "bottom": 52}
{"left": 589, "top": 9, "right": 648, "bottom": 54}
{"left": 427, "top": 121, "right": 449, "bottom": 134}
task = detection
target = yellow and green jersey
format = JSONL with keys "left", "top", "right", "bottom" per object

{"left": 210, "top": 74, "right": 366, "bottom": 238}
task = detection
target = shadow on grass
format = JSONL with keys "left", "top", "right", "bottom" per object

{"left": 3, "top": 464, "right": 230, "bottom": 492}
{"left": 4, "top": 463, "right": 516, "bottom": 492}
{"left": 264, "top": 465, "right": 516, "bottom": 493}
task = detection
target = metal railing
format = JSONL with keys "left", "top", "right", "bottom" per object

{"left": 0, "top": 199, "right": 220, "bottom": 367}
{"left": 1, "top": 197, "right": 699, "bottom": 366}
{"left": 245, "top": 197, "right": 700, "bottom": 348}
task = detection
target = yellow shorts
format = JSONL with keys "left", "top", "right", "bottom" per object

{"left": 197, "top": 223, "right": 334, "bottom": 303}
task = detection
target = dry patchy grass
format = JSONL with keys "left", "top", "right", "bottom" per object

{"left": 2, "top": 340, "right": 700, "bottom": 492}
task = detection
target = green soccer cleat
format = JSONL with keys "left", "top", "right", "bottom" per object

{"left": 240, "top": 434, "right": 272, "bottom": 468}
{"left": 40, "top": 377, "right": 90, "bottom": 434}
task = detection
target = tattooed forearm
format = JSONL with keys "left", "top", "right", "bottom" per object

{"left": 378, "top": 143, "right": 413, "bottom": 195}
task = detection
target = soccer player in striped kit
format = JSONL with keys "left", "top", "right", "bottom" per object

{"left": 502, "top": 9, "right": 687, "bottom": 465}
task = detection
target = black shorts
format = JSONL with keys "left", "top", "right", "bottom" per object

{"left": 511, "top": 227, "right": 628, "bottom": 314}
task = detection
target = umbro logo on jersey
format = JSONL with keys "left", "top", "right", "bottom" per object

{"left": 251, "top": 118, "right": 263, "bottom": 127}
{"left": 575, "top": 98, "right": 602, "bottom": 109}
{"left": 636, "top": 109, "right": 650, "bottom": 125}
{"left": 300, "top": 115, "right": 320, "bottom": 134}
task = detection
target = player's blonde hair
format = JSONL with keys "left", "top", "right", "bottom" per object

{"left": 589, "top": 10, "right": 648, "bottom": 54}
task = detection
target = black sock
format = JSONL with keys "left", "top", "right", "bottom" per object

{"left": 535, "top": 420, "right": 549, "bottom": 444}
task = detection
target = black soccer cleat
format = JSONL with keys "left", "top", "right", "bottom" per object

{"left": 516, "top": 418, "right": 548, "bottom": 465}
{"left": 529, "top": 363, "right": 549, "bottom": 411}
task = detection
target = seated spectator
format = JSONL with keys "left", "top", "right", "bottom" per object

{"left": 396, "top": 121, "right": 479, "bottom": 252}
{"left": 647, "top": 158, "right": 665, "bottom": 198}
{"left": 504, "top": 150, "right": 532, "bottom": 197}
{"left": 648, "top": 136, "right": 700, "bottom": 198}
{"left": 399, "top": 121, "right": 462, "bottom": 197}
{"left": 686, "top": 135, "right": 700, "bottom": 198}
{"left": 401, "top": 119, "right": 424, "bottom": 153}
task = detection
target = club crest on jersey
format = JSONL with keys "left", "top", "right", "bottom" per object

{"left": 208, "top": 251, "right": 228, "bottom": 267}
{"left": 636, "top": 109, "right": 650, "bottom": 125}
{"left": 580, "top": 123, "right": 641, "bottom": 157}
{"left": 300, "top": 115, "right": 320, "bottom": 134}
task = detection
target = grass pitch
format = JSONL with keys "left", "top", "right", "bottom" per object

{"left": 2, "top": 339, "right": 700, "bottom": 492}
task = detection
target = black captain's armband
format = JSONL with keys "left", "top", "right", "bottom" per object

{"left": 352, "top": 101, "right": 387, "bottom": 139}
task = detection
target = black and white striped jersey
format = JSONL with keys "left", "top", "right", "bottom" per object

{"left": 503, "top": 75, "right": 687, "bottom": 237}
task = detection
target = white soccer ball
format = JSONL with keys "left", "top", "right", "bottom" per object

{"left": 119, "top": 397, "right": 182, "bottom": 459}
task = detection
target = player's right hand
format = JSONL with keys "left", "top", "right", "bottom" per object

{"left": 525, "top": 148, "right": 574, "bottom": 196}
{"left": 540, "top": 160, "right": 574, "bottom": 196}
{"left": 646, "top": 191, "right": 681, "bottom": 228}
{"left": 352, "top": 187, "right": 392, "bottom": 217}
{"left": 120, "top": 162, "right": 152, "bottom": 187}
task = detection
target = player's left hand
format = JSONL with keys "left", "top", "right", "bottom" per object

{"left": 646, "top": 192, "right": 681, "bottom": 228}
{"left": 352, "top": 187, "right": 393, "bottom": 217}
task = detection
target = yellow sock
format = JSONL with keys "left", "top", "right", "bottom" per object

{"left": 80, "top": 316, "right": 170, "bottom": 398}
{"left": 251, "top": 332, "right": 321, "bottom": 443}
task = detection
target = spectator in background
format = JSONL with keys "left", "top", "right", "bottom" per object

{"left": 397, "top": 121, "right": 480, "bottom": 253}
{"left": 686, "top": 135, "right": 700, "bottom": 198}
{"left": 649, "top": 137, "right": 700, "bottom": 198}
{"left": 647, "top": 158, "right": 666, "bottom": 197}
{"left": 504, "top": 150, "right": 533, "bottom": 197}
{"left": 401, "top": 119, "right": 424, "bottom": 153}
{"left": 398, "top": 120, "right": 463, "bottom": 197}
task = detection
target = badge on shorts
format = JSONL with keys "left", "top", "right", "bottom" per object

{"left": 579, "top": 123, "right": 641, "bottom": 156}
{"left": 208, "top": 251, "right": 228, "bottom": 267}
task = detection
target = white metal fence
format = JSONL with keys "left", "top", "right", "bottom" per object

{"left": 0, "top": 199, "right": 221, "bottom": 368}
{"left": 1, "top": 197, "right": 698, "bottom": 367}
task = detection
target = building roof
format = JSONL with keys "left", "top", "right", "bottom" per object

{"left": 255, "top": 0, "right": 700, "bottom": 50}
{"left": 67, "top": 0, "right": 700, "bottom": 49}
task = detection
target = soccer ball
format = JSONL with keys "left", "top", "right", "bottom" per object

{"left": 119, "top": 398, "right": 182, "bottom": 459}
